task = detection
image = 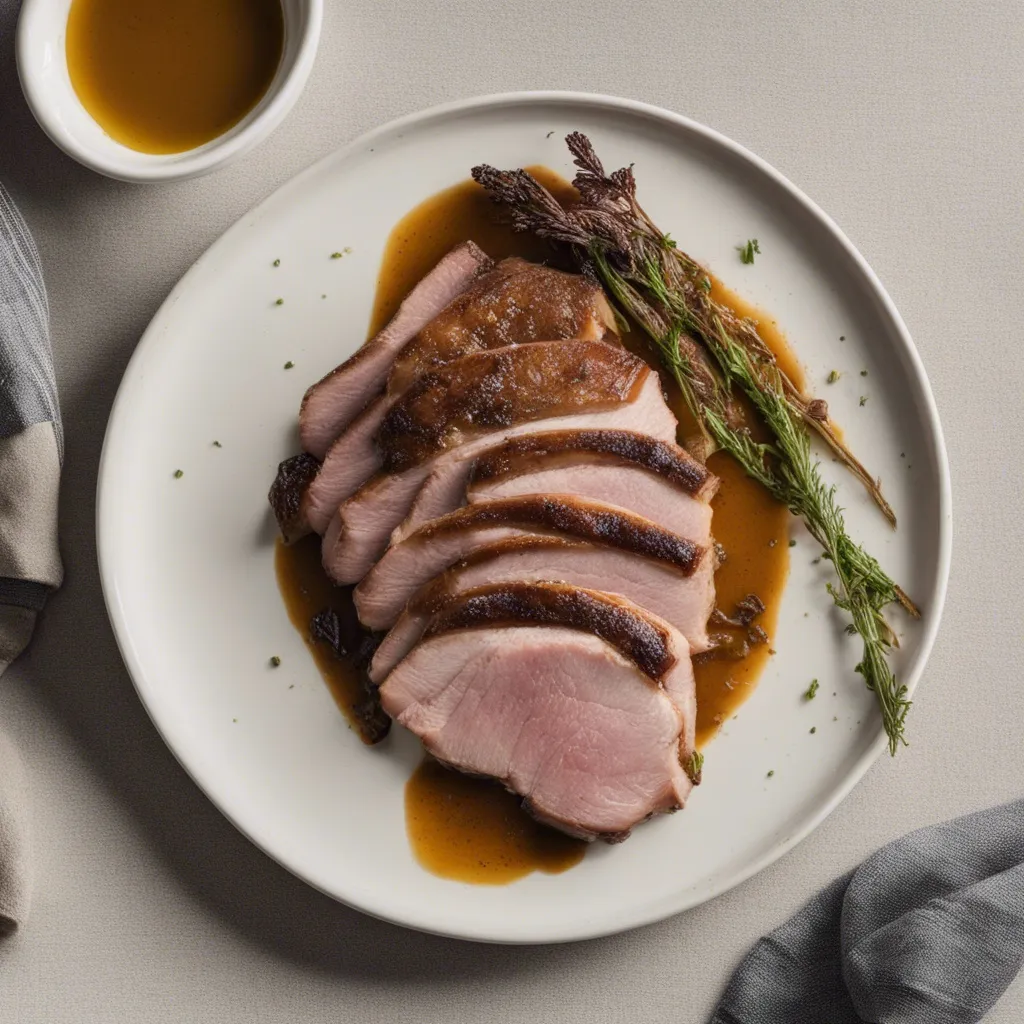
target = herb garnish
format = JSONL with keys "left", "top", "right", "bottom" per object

{"left": 474, "top": 135, "right": 917, "bottom": 754}
{"left": 737, "top": 239, "right": 761, "bottom": 264}
{"left": 275, "top": 297, "right": 284, "bottom": 306}
{"left": 272, "top": 258, "right": 280, "bottom": 267}
{"left": 269, "top": 656, "right": 281, "bottom": 667}
{"left": 805, "top": 679, "right": 819, "bottom": 700}
{"left": 827, "top": 369, "right": 840, "bottom": 383}
{"left": 684, "top": 750, "right": 704, "bottom": 784}
{"left": 173, "top": 469, "right": 183, "bottom": 478}
{"left": 284, "top": 361, "right": 294, "bottom": 369}
{"left": 767, "top": 770, "right": 775, "bottom": 778}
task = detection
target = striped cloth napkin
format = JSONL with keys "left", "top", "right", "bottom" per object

{"left": 0, "top": 182, "right": 63, "bottom": 934}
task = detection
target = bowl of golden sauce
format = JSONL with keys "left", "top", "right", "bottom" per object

{"left": 17, "top": 0, "right": 321, "bottom": 181}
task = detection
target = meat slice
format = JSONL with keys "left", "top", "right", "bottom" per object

{"left": 303, "top": 266, "right": 619, "bottom": 536}
{"left": 379, "top": 582, "right": 698, "bottom": 841}
{"left": 353, "top": 494, "right": 709, "bottom": 632}
{"left": 322, "top": 371, "right": 678, "bottom": 583}
{"left": 388, "top": 257, "right": 617, "bottom": 393}
{"left": 298, "top": 241, "right": 491, "bottom": 460}
{"left": 370, "top": 533, "right": 716, "bottom": 682}
{"left": 395, "top": 428, "right": 718, "bottom": 543}
{"left": 379, "top": 340, "right": 649, "bottom": 473}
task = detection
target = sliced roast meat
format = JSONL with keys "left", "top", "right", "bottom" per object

{"left": 394, "top": 428, "right": 717, "bottom": 543}
{"left": 267, "top": 453, "right": 320, "bottom": 543}
{"left": 298, "top": 241, "right": 491, "bottom": 460}
{"left": 379, "top": 582, "right": 697, "bottom": 841}
{"left": 353, "top": 494, "right": 708, "bottom": 631}
{"left": 303, "top": 264, "right": 619, "bottom": 535}
{"left": 388, "top": 257, "right": 617, "bottom": 393}
{"left": 378, "top": 339, "right": 649, "bottom": 474}
{"left": 322, "top": 373, "right": 678, "bottom": 583}
{"left": 370, "top": 533, "right": 716, "bottom": 682}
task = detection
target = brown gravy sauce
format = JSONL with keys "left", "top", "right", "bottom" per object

{"left": 276, "top": 168, "right": 800, "bottom": 882}
{"left": 66, "top": 0, "right": 283, "bottom": 155}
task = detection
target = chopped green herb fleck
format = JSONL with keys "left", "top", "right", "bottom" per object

{"left": 827, "top": 369, "right": 840, "bottom": 383}
{"left": 272, "top": 258, "right": 281, "bottom": 267}
{"left": 859, "top": 396, "right": 868, "bottom": 406}
{"left": 344, "top": 246, "right": 353, "bottom": 254}
{"left": 284, "top": 361, "right": 294, "bottom": 370}
{"left": 546, "top": 130, "right": 555, "bottom": 138}
{"left": 173, "top": 469, "right": 183, "bottom": 478}
{"left": 810, "top": 726, "right": 817, "bottom": 734}
{"left": 269, "top": 656, "right": 281, "bottom": 667}
{"left": 737, "top": 238, "right": 761, "bottom": 264}
{"left": 788, "top": 538, "right": 797, "bottom": 548}
{"left": 860, "top": 369, "right": 868, "bottom": 377}
{"left": 839, "top": 335, "right": 846, "bottom": 341}
{"left": 805, "top": 679, "right": 820, "bottom": 700}
{"left": 321, "top": 294, "right": 327, "bottom": 299}
{"left": 275, "top": 297, "right": 284, "bottom": 306}
{"left": 767, "top": 770, "right": 775, "bottom": 778}
{"left": 212, "top": 440, "right": 222, "bottom": 448}
{"left": 833, "top": 716, "right": 838, "bottom": 721}
{"left": 232, "top": 717, "right": 238, "bottom": 723}
{"left": 812, "top": 557, "right": 821, "bottom": 565}
{"left": 331, "top": 251, "right": 343, "bottom": 259}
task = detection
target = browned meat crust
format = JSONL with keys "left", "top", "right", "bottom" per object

{"left": 378, "top": 341, "right": 650, "bottom": 473}
{"left": 469, "top": 428, "right": 717, "bottom": 500}
{"left": 422, "top": 581, "right": 676, "bottom": 683}
{"left": 414, "top": 494, "right": 705, "bottom": 575}
{"left": 390, "top": 258, "right": 618, "bottom": 391}
{"left": 268, "top": 453, "right": 320, "bottom": 543}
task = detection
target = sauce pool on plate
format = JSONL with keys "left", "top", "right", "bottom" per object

{"left": 275, "top": 168, "right": 798, "bottom": 882}
{"left": 65, "top": 0, "right": 284, "bottom": 155}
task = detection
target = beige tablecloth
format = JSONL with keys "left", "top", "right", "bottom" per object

{"left": 1, "top": 0, "right": 1021, "bottom": 1020}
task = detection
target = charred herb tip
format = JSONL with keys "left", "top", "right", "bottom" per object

{"left": 737, "top": 238, "right": 761, "bottom": 264}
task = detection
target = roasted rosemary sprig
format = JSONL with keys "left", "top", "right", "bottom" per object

{"left": 473, "top": 135, "right": 918, "bottom": 754}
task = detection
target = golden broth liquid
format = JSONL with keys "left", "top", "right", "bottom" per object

{"left": 276, "top": 168, "right": 799, "bottom": 883}
{"left": 66, "top": 0, "right": 283, "bottom": 154}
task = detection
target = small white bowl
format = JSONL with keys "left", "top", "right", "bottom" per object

{"left": 16, "top": 0, "right": 322, "bottom": 183}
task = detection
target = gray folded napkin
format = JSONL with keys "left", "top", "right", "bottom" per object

{"left": 0, "top": 181, "right": 63, "bottom": 934}
{"left": 711, "top": 798, "right": 1024, "bottom": 1024}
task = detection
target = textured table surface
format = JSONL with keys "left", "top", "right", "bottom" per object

{"left": 2, "top": 1, "right": 1022, "bottom": 1020}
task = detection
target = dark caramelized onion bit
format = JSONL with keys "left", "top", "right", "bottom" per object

{"left": 309, "top": 608, "right": 389, "bottom": 744}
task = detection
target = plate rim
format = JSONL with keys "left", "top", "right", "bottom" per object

{"left": 96, "top": 90, "right": 953, "bottom": 944}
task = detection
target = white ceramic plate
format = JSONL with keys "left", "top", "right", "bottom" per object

{"left": 97, "top": 93, "right": 951, "bottom": 944}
